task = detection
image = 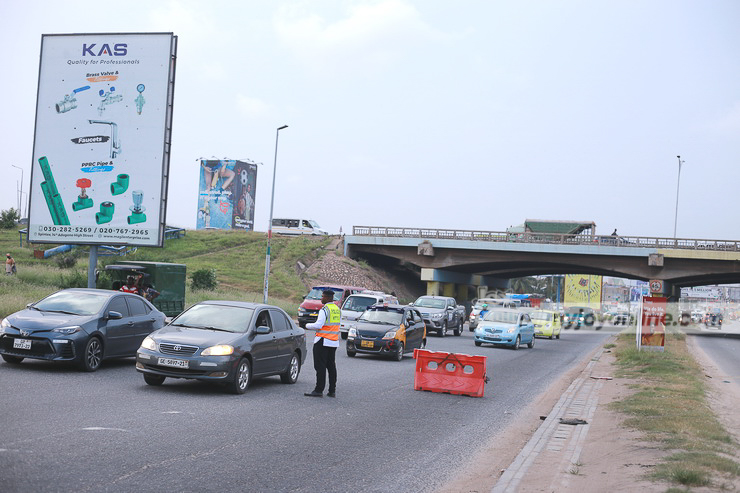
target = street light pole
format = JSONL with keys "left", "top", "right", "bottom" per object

{"left": 263, "top": 125, "right": 288, "bottom": 304}
{"left": 673, "top": 155, "right": 684, "bottom": 238}
{"left": 11, "top": 165, "right": 23, "bottom": 217}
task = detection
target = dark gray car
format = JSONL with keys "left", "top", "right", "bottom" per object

{"left": 0, "top": 288, "right": 166, "bottom": 371}
{"left": 135, "top": 300, "right": 306, "bottom": 394}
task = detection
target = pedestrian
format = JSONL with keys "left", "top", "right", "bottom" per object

{"left": 141, "top": 283, "right": 160, "bottom": 302}
{"left": 120, "top": 275, "right": 139, "bottom": 293}
{"left": 611, "top": 229, "right": 618, "bottom": 236}
{"left": 304, "top": 289, "right": 340, "bottom": 398}
{"left": 5, "top": 253, "right": 16, "bottom": 275}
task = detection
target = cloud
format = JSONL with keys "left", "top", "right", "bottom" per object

{"left": 709, "top": 100, "right": 740, "bottom": 135}
{"left": 274, "top": 0, "right": 443, "bottom": 74}
{"left": 236, "top": 94, "right": 273, "bottom": 118}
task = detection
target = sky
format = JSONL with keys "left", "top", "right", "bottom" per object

{"left": 2, "top": 0, "right": 739, "bottom": 240}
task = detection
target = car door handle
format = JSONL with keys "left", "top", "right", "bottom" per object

{"left": 127, "top": 321, "right": 134, "bottom": 326}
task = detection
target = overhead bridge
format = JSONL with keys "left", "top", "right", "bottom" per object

{"left": 344, "top": 226, "right": 740, "bottom": 299}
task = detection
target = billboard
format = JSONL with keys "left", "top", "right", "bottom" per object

{"left": 28, "top": 33, "right": 176, "bottom": 246}
{"left": 564, "top": 274, "right": 602, "bottom": 308}
{"left": 196, "top": 160, "right": 257, "bottom": 231}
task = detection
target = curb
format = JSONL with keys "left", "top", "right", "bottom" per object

{"left": 492, "top": 339, "right": 615, "bottom": 493}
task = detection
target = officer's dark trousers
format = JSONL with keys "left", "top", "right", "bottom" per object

{"left": 312, "top": 340, "right": 337, "bottom": 393}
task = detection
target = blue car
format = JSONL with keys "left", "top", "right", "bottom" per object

{"left": 474, "top": 309, "right": 535, "bottom": 349}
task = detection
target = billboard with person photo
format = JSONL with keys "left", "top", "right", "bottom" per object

{"left": 196, "top": 159, "right": 257, "bottom": 231}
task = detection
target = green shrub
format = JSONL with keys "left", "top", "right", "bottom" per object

{"left": 190, "top": 268, "right": 218, "bottom": 290}
{"left": 57, "top": 270, "right": 87, "bottom": 289}
{"left": 0, "top": 208, "right": 19, "bottom": 229}
{"left": 55, "top": 251, "right": 80, "bottom": 269}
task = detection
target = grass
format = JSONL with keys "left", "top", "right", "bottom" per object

{"left": 0, "top": 226, "right": 331, "bottom": 318}
{"left": 609, "top": 332, "right": 740, "bottom": 488}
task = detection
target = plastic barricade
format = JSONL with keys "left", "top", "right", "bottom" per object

{"left": 413, "top": 349, "right": 488, "bottom": 397}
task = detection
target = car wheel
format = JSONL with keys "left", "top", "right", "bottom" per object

{"left": 79, "top": 337, "right": 103, "bottom": 372}
{"left": 548, "top": 332, "right": 553, "bottom": 340}
{"left": 556, "top": 331, "right": 560, "bottom": 340}
{"left": 474, "top": 340, "right": 482, "bottom": 347}
{"left": 2, "top": 354, "right": 24, "bottom": 364}
{"left": 420, "top": 338, "right": 427, "bottom": 350}
{"left": 280, "top": 352, "right": 301, "bottom": 384}
{"left": 439, "top": 321, "right": 447, "bottom": 337}
{"left": 227, "top": 358, "right": 251, "bottom": 394}
{"left": 512, "top": 335, "right": 520, "bottom": 350}
{"left": 528, "top": 335, "right": 535, "bottom": 349}
{"left": 454, "top": 320, "right": 462, "bottom": 336}
{"left": 394, "top": 342, "right": 404, "bottom": 361}
{"left": 144, "top": 373, "right": 166, "bottom": 386}
{"left": 346, "top": 349, "right": 356, "bottom": 357}
{"left": 341, "top": 332, "right": 348, "bottom": 340}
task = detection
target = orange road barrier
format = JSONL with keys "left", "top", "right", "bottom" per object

{"left": 413, "top": 349, "right": 488, "bottom": 397}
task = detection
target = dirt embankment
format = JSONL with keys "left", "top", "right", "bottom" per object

{"left": 300, "top": 240, "right": 423, "bottom": 303}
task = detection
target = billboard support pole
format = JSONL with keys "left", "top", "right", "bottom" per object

{"left": 263, "top": 125, "right": 288, "bottom": 304}
{"left": 87, "top": 245, "right": 97, "bottom": 288}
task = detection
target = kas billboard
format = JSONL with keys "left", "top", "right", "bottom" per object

{"left": 28, "top": 33, "right": 177, "bottom": 246}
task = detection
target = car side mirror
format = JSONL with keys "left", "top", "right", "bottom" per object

{"left": 255, "top": 325, "right": 271, "bottom": 334}
{"left": 108, "top": 311, "right": 123, "bottom": 320}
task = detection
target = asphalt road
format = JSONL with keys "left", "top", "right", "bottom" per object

{"left": 692, "top": 320, "right": 740, "bottom": 385}
{"left": 0, "top": 326, "right": 610, "bottom": 493}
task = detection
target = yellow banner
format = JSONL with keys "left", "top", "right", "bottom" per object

{"left": 564, "top": 274, "right": 602, "bottom": 309}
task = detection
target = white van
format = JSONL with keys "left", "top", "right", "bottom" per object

{"left": 271, "top": 218, "right": 328, "bottom": 235}
{"left": 339, "top": 290, "right": 399, "bottom": 339}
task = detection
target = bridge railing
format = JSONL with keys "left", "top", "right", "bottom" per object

{"left": 351, "top": 226, "right": 740, "bottom": 252}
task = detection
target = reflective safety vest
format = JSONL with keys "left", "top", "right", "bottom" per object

{"left": 316, "top": 303, "right": 341, "bottom": 341}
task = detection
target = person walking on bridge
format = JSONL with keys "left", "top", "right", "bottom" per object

{"left": 304, "top": 289, "right": 340, "bottom": 398}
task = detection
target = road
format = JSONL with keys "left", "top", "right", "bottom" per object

{"left": 0, "top": 327, "right": 610, "bottom": 493}
{"left": 692, "top": 320, "right": 740, "bottom": 385}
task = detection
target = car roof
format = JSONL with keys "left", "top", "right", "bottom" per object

{"left": 197, "top": 300, "right": 278, "bottom": 310}
{"left": 60, "top": 288, "right": 120, "bottom": 297}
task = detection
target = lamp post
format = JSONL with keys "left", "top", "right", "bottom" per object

{"left": 11, "top": 165, "right": 23, "bottom": 217}
{"left": 263, "top": 125, "right": 288, "bottom": 304}
{"left": 673, "top": 155, "right": 684, "bottom": 238}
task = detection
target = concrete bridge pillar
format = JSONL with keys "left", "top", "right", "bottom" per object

{"left": 426, "top": 281, "right": 440, "bottom": 296}
{"left": 442, "top": 282, "right": 456, "bottom": 298}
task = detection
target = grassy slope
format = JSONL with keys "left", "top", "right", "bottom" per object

{"left": 0, "top": 226, "right": 330, "bottom": 318}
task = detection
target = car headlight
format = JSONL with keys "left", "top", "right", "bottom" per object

{"left": 348, "top": 327, "right": 357, "bottom": 338}
{"left": 298, "top": 309, "right": 306, "bottom": 316}
{"left": 201, "top": 345, "right": 234, "bottom": 356}
{"left": 432, "top": 313, "right": 443, "bottom": 320}
{"left": 545, "top": 323, "right": 551, "bottom": 328}
{"left": 383, "top": 330, "right": 397, "bottom": 339}
{"left": 507, "top": 328, "right": 517, "bottom": 333}
{"left": 140, "top": 336, "right": 157, "bottom": 351}
{"left": 52, "top": 326, "right": 82, "bottom": 334}
{"left": 0, "top": 318, "right": 9, "bottom": 332}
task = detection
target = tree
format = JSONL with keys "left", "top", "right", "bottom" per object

{"left": 0, "top": 208, "right": 19, "bottom": 229}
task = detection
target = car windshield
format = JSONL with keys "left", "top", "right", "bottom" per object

{"left": 309, "top": 220, "right": 321, "bottom": 229}
{"left": 531, "top": 311, "right": 552, "bottom": 321}
{"left": 343, "top": 296, "right": 378, "bottom": 312}
{"left": 172, "top": 304, "right": 254, "bottom": 333}
{"left": 305, "top": 288, "right": 342, "bottom": 301}
{"left": 33, "top": 291, "right": 109, "bottom": 315}
{"left": 414, "top": 298, "right": 446, "bottom": 309}
{"left": 357, "top": 308, "right": 403, "bottom": 325}
{"left": 483, "top": 311, "right": 518, "bottom": 324}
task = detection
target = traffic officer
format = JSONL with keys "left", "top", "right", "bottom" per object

{"left": 304, "top": 289, "right": 340, "bottom": 398}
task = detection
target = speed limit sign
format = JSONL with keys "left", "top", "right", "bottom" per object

{"left": 649, "top": 280, "right": 664, "bottom": 294}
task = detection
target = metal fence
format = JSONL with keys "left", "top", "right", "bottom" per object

{"left": 351, "top": 226, "right": 740, "bottom": 252}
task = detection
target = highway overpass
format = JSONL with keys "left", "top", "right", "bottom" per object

{"left": 345, "top": 226, "right": 740, "bottom": 299}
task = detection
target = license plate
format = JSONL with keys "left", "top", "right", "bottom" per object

{"left": 360, "top": 340, "right": 374, "bottom": 348}
{"left": 13, "top": 338, "right": 32, "bottom": 350}
{"left": 157, "top": 357, "right": 189, "bottom": 369}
